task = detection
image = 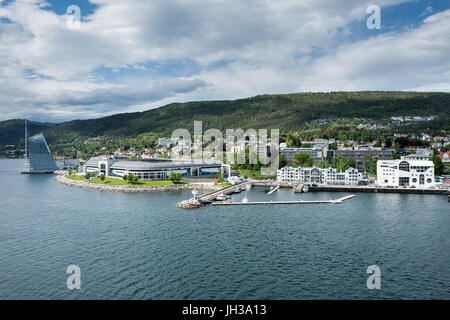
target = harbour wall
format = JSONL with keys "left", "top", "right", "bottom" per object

{"left": 53, "top": 174, "right": 220, "bottom": 193}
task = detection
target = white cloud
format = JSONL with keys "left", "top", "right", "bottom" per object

{"left": 297, "top": 9, "right": 450, "bottom": 91}
{"left": 0, "top": 0, "right": 448, "bottom": 122}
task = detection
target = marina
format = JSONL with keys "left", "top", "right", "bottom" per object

{"left": 178, "top": 181, "right": 448, "bottom": 208}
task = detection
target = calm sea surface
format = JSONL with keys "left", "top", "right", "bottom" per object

{"left": 0, "top": 159, "right": 449, "bottom": 299}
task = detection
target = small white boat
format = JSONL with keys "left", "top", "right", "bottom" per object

{"left": 215, "top": 194, "right": 226, "bottom": 201}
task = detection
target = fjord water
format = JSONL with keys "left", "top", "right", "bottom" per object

{"left": 1, "top": 159, "right": 449, "bottom": 300}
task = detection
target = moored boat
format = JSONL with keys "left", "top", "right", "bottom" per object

{"left": 215, "top": 194, "right": 227, "bottom": 201}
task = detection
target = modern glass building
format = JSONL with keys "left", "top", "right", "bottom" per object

{"left": 27, "top": 134, "right": 59, "bottom": 173}
{"left": 83, "top": 157, "right": 224, "bottom": 180}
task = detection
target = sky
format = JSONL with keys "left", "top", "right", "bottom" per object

{"left": 0, "top": 0, "right": 449, "bottom": 122}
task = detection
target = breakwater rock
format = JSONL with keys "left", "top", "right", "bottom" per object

{"left": 176, "top": 198, "right": 204, "bottom": 209}
{"left": 53, "top": 174, "right": 220, "bottom": 193}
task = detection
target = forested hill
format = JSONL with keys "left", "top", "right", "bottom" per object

{"left": 0, "top": 120, "right": 54, "bottom": 146}
{"left": 2, "top": 91, "right": 450, "bottom": 145}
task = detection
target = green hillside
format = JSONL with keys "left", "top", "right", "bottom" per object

{"left": 0, "top": 120, "right": 54, "bottom": 146}
{"left": 1, "top": 91, "right": 449, "bottom": 146}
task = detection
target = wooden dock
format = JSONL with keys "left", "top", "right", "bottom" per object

{"left": 267, "top": 184, "right": 280, "bottom": 195}
{"left": 212, "top": 194, "right": 356, "bottom": 206}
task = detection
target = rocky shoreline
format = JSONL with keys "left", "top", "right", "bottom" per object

{"left": 53, "top": 174, "right": 220, "bottom": 193}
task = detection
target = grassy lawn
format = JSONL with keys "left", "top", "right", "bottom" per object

{"left": 66, "top": 174, "right": 174, "bottom": 186}
{"left": 66, "top": 174, "right": 86, "bottom": 181}
{"left": 217, "top": 183, "right": 233, "bottom": 188}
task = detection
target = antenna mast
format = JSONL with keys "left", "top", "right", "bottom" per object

{"left": 25, "top": 119, "right": 28, "bottom": 160}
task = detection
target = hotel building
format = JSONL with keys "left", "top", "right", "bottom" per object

{"left": 277, "top": 166, "right": 363, "bottom": 185}
{"left": 376, "top": 160, "right": 435, "bottom": 188}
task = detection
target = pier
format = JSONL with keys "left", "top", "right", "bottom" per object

{"left": 177, "top": 182, "right": 250, "bottom": 208}
{"left": 196, "top": 182, "right": 250, "bottom": 201}
{"left": 267, "top": 184, "right": 280, "bottom": 194}
{"left": 211, "top": 195, "right": 356, "bottom": 206}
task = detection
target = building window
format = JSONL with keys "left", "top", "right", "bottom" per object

{"left": 399, "top": 177, "right": 409, "bottom": 186}
{"left": 427, "top": 178, "right": 432, "bottom": 183}
{"left": 412, "top": 178, "right": 417, "bottom": 183}
{"left": 419, "top": 174, "right": 425, "bottom": 184}
{"left": 399, "top": 161, "right": 410, "bottom": 172}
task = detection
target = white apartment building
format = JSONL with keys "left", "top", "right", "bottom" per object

{"left": 377, "top": 160, "right": 435, "bottom": 188}
{"left": 277, "top": 166, "right": 363, "bottom": 185}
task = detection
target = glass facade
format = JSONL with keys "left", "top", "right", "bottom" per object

{"left": 28, "top": 134, "right": 58, "bottom": 172}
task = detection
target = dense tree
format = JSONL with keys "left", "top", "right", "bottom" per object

{"left": 363, "top": 155, "right": 379, "bottom": 176}
{"left": 286, "top": 134, "right": 301, "bottom": 148}
{"left": 347, "top": 157, "right": 357, "bottom": 169}
{"left": 278, "top": 154, "right": 287, "bottom": 169}
{"left": 169, "top": 172, "right": 182, "bottom": 182}
{"left": 395, "top": 137, "right": 409, "bottom": 149}
{"left": 328, "top": 142, "right": 338, "bottom": 150}
{"left": 317, "top": 160, "right": 329, "bottom": 169}
{"left": 431, "top": 155, "right": 444, "bottom": 176}
{"left": 384, "top": 138, "right": 393, "bottom": 148}
{"left": 127, "top": 174, "right": 134, "bottom": 183}
{"left": 294, "top": 153, "right": 314, "bottom": 167}
{"left": 337, "top": 131, "right": 348, "bottom": 141}
{"left": 332, "top": 155, "right": 348, "bottom": 172}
